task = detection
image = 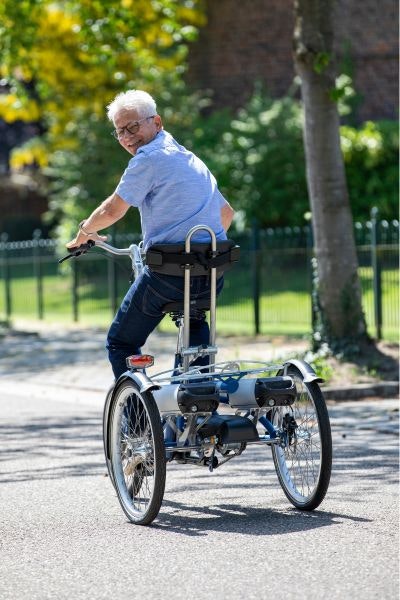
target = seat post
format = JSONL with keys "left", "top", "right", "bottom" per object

{"left": 183, "top": 225, "right": 217, "bottom": 372}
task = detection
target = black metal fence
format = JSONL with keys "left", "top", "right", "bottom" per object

{"left": 0, "top": 218, "right": 398, "bottom": 340}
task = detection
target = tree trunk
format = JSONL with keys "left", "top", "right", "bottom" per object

{"left": 293, "top": 0, "right": 368, "bottom": 347}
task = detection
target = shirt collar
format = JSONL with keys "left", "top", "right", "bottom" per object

{"left": 136, "top": 130, "right": 171, "bottom": 155}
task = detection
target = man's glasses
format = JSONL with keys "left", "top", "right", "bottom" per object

{"left": 111, "top": 116, "right": 156, "bottom": 139}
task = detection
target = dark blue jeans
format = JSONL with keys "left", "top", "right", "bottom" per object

{"left": 106, "top": 266, "right": 223, "bottom": 379}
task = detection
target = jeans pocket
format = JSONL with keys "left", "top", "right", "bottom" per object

{"left": 149, "top": 269, "right": 185, "bottom": 294}
{"left": 142, "top": 284, "right": 181, "bottom": 318}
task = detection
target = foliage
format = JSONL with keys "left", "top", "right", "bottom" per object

{"left": 0, "top": 0, "right": 205, "bottom": 169}
{"left": 188, "top": 85, "right": 309, "bottom": 228}
{"left": 341, "top": 120, "right": 399, "bottom": 221}
{"left": 303, "top": 343, "right": 334, "bottom": 383}
{"left": 185, "top": 87, "right": 398, "bottom": 228}
{"left": 1, "top": 1, "right": 397, "bottom": 236}
{"left": 41, "top": 84, "right": 399, "bottom": 237}
{"left": 44, "top": 82, "right": 212, "bottom": 239}
{"left": 0, "top": 0, "right": 206, "bottom": 238}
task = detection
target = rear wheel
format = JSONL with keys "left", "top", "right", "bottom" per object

{"left": 271, "top": 366, "right": 332, "bottom": 510}
{"left": 109, "top": 380, "right": 166, "bottom": 525}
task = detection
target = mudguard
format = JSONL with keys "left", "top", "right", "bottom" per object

{"left": 279, "top": 358, "right": 324, "bottom": 384}
{"left": 102, "top": 370, "right": 160, "bottom": 471}
{"left": 103, "top": 383, "right": 116, "bottom": 482}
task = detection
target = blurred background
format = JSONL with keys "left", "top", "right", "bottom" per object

{"left": 0, "top": 0, "right": 398, "bottom": 340}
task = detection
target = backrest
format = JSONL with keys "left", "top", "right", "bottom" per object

{"left": 146, "top": 240, "right": 240, "bottom": 276}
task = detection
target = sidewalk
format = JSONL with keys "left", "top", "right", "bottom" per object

{"left": 0, "top": 325, "right": 304, "bottom": 402}
{"left": 0, "top": 324, "right": 398, "bottom": 405}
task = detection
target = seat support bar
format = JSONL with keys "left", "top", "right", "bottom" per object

{"left": 183, "top": 225, "right": 217, "bottom": 373}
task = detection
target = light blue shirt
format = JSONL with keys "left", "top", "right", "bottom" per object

{"left": 115, "top": 130, "right": 228, "bottom": 249}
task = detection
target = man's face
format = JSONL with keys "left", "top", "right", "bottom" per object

{"left": 114, "top": 108, "right": 162, "bottom": 156}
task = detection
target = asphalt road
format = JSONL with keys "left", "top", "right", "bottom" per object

{"left": 0, "top": 391, "right": 398, "bottom": 600}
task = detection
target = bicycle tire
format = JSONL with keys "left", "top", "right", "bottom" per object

{"left": 109, "top": 380, "right": 166, "bottom": 525}
{"left": 103, "top": 386, "right": 116, "bottom": 488}
{"left": 271, "top": 366, "right": 332, "bottom": 510}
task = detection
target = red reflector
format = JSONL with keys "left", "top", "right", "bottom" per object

{"left": 126, "top": 354, "right": 154, "bottom": 369}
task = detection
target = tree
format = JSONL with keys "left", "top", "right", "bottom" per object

{"left": 0, "top": 0, "right": 205, "bottom": 235}
{"left": 293, "top": 0, "right": 370, "bottom": 351}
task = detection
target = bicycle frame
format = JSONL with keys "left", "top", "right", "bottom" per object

{"left": 61, "top": 228, "right": 332, "bottom": 522}
{"left": 74, "top": 234, "right": 322, "bottom": 464}
{"left": 183, "top": 225, "right": 217, "bottom": 372}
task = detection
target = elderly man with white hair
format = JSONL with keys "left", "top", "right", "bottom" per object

{"left": 67, "top": 89, "right": 234, "bottom": 379}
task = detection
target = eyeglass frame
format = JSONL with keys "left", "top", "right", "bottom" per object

{"left": 111, "top": 115, "right": 156, "bottom": 140}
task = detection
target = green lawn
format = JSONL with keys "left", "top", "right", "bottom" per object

{"left": 1, "top": 266, "right": 397, "bottom": 341}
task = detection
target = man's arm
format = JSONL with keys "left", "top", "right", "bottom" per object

{"left": 221, "top": 201, "right": 235, "bottom": 232}
{"left": 66, "top": 193, "right": 130, "bottom": 248}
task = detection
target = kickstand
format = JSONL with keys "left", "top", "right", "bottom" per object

{"left": 208, "top": 447, "right": 218, "bottom": 472}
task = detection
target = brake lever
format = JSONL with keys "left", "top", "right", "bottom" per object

{"left": 58, "top": 240, "right": 95, "bottom": 264}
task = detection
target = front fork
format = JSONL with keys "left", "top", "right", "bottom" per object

{"left": 260, "top": 409, "right": 298, "bottom": 448}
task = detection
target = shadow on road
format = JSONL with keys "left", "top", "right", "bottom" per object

{"left": 151, "top": 499, "right": 371, "bottom": 537}
{"left": 0, "top": 415, "right": 104, "bottom": 483}
{"left": 0, "top": 330, "right": 107, "bottom": 376}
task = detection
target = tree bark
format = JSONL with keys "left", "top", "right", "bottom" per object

{"left": 293, "top": 0, "right": 368, "bottom": 344}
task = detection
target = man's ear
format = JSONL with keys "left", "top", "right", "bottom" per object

{"left": 155, "top": 115, "right": 163, "bottom": 131}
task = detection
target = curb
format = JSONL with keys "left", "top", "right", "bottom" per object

{"left": 322, "top": 381, "right": 399, "bottom": 401}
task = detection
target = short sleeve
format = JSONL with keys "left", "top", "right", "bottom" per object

{"left": 215, "top": 188, "right": 228, "bottom": 207}
{"left": 115, "top": 154, "right": 153, "bottom": 208}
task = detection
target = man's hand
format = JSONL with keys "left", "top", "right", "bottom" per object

{"left": 66, "top": 230, "right": 108, "bottom": 250}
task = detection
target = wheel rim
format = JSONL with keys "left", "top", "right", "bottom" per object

{"left": 111, "top": 388, "right": 157, "bottom": 520}
{"left": 273, "top": 375, "right": 322, "bottom": 504}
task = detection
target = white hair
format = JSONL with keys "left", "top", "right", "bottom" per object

{"left": 106, "top": 90, "right": 157, "bottom": 123}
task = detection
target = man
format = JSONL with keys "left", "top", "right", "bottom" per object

{"left": 67, "top": 90, "right": 234, "bottom": 379}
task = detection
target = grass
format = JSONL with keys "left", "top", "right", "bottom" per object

{"left": 0, "top": 264, "right": 398, "bottom": 341}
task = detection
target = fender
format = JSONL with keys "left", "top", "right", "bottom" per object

{"left": 117, "top": 369, "right": 161, "bottom": 394}
{"left": 279, "top": 358, "right": 324, "bottom": 384}
{"left": 103, "top": 383, "right": 116, "bottom": 480}
{"left": 102, "top": 370, "right": 160, "bottom": 468}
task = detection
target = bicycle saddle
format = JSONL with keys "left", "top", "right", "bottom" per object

{"left": 162, "top": 297, "right": 210, "bottom": 316}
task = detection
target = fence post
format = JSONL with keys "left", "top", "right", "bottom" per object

{"left": 72, "top": 259, "right": 79, "bottom": 322}
{"left": 33, "top": 229, "right": 44, "bottom": 320}
{"left": 1, "top": 233, "right": 11, "bottom": 320}
{"left": 370, "top": 207, "right": 382, "bottom": 340}
{"left": 251, "top": 220, "right": 260, "bottom": 335}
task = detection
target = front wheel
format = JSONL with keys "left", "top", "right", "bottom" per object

{"left": 271, "top": 366, "right": 332, "bottom": 510}
{"left": 109, "top": 380, "right": 166, "bottom": 525}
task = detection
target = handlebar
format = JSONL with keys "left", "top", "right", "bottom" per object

{"left": 58, "top": 240, "right": 95, "bottom": 263}
{"left": 58, "top": 239, "right": 144, "bottom": 279}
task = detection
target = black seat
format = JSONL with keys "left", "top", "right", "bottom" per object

{"left": 162, "top": 297, "right": 211, "bottom": 315}
{"left": 146, "top": 240, "right": 240, "bottom": 277}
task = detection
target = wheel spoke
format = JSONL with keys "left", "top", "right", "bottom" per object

{"left": 272, "top": 368, "right": 332, "bottom": 510}
{"left": 109, "top": 382, "right": 165, "bottom": 524}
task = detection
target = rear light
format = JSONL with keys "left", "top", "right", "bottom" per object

{"left": 126, "top": 354, "right": 154, "bottom": 369}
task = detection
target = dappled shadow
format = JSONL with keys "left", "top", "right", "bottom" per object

{"left": 151, "top": 500, "right": 370, "bottom": 537}
{"left": 0, "top": 329, "right": 177, "bottom": 377}
{"left": 164, "top": 425, "right": 398, "bottom": 490}
{"left": 347, "top": 340, "right": 399, "bottom": 383}
{"left": 0, "top": 330, "right": 108, "bottom": 376}
{"left": 0, "top": 414, "right": 105, "bottom": 483}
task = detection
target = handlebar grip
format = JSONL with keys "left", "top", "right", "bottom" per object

{"left": 58, "top": 240, "right": 95, "bottom": 263}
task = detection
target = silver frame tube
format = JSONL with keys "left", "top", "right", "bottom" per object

{"left": 183, "top": 225, "right": 217, "bottom": 372}
{"left": 95, "top": 240, "right": 144, "bottom": 280}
